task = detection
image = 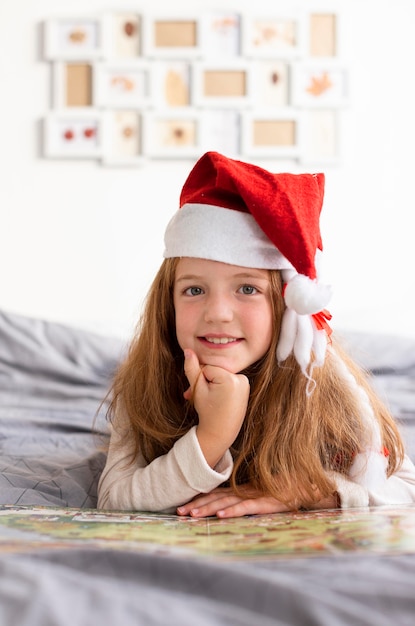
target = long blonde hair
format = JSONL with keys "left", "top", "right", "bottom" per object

{"left": 108, "top": 258, "right": 404, "bottom": 508}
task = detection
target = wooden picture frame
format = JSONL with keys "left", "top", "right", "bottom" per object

{"left": 193, "top": 62, "right": 252, "bottom": 108}
{"left": 242, "top": 110, "right": 303, "bottom": 158}
{"left": 143, "top": 15, "right": 202, "bottom": 58}
{"left": 52, "top": 62, "right": 94, "bottom": 108}
{"left": 309, "top": 13, "right": 338, "bottom": 57}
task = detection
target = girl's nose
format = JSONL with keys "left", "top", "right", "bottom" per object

{"left": 204, "top": 293, "right": 234, "bottom": 323}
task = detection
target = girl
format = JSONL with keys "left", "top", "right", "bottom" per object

{"left": 97, "top": 151, "right": 415, "bottom": 518}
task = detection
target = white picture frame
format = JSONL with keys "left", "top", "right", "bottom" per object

{"left": 291, "top": 60, "right": 350, "bottom": 108}
{"left": 241, "top": 109, "right": 303, "bottom": 159}
{"left": 193, "top": 61, "right": 253, "bottom": 108}
{"left": 142, "top": 110, "right": 202, "bottom": 158}
{"left": 200, "top": 11, "right": 241, "bottom": 57}
{"left": 44, "top": 17, "right": 104, "bottom": 60}
{"left": 142, "top": 14, "right": 203, "bottom": 58}
{"left": 93, "top": 61, "right": 151, "bottom": 109}
{"left": 101, "top": 12, "right": 142, "bottom": 58}
{"left": 43, "top": 110, "right": 103, "bottom": 159}
{"left": 251, "top": 60, "right": 290, "bottom": 107}
{"left": 299, "top": 109, "right": 341, "bottom": 164}
{"left": 200, "top": 110, "right": 241, "bottom": 157}
{"left": 52, "top": 61, "right": 94, "bottom": 109}
{"left": 309, "top": 12, "right": 339, "bottom": 58}
{"left": 242, "top": 12, "right": 306, "bottom": 59}
{"left": 101, "top": 110, "right": 145, "bottom": 166}
{"left": 152, "top": 61, "right": 193, "bottom": 108}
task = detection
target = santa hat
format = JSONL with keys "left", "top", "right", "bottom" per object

{"left": 164, "top": 151, "right": 332, "bottom": 378}
{"left": 164, "top": 151, "right": 389, "bottom": 490}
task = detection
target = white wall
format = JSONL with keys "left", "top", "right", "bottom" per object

{"left": 1, "top": 0, "right": 414, "bottom": 340}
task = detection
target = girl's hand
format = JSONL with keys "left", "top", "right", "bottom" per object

{"left": 183, "top": 349, "right": 250, "bottom": 468}
{"left": 177, "top": 485, "right": 339, "bottom": 519}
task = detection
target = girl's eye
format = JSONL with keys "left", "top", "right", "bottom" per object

{"left": 239, "top": 285, "right": 257, "bottom": 295}
{"left": 185, "top": 286, "right": 204, "bottom": 296}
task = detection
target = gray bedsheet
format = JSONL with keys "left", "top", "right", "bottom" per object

{"left": 1, "top": 309, "right": 415, "bottom": 625}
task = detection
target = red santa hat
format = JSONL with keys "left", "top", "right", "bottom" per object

{"left": 164, "top": 151, "right": 332, "bottom": 376}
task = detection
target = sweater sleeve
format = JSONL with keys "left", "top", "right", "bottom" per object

{"left": 97, "top": 424, "right": 233, "bottom": 513}
{"left": 329, "top": 455, "right": 415, "bottom": 508}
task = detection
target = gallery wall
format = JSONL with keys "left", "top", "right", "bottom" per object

{"left": 0, "top": 0, "right": 414, "bottom": 340}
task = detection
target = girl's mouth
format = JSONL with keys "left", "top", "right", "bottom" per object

{"left": 200, "top": 336, "right": 240, "bottom": 346}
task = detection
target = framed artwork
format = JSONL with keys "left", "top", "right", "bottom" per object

{"left": 200, "top": 110, "right": 241, "bottom": 156}
{"left": 93, "top": 62, "right": 151, "bottom": 108}
{"left": 44, "top": 17, "right": 104, "bottom": 60}
{"left": 300, "top": 109, "right": 340, "bottom": 164}
{"left": 291, "top": 61, "right": 349, "bottom": 107}
{"left": 101, "top": 111, "right": 144, "bottom": 166}
{"left": 52, "top": 62, "right": 93, "bottom": 108}
{"left": 242, "top": 13, "right": 306, "bottom": 58}
{"left": 309, "top": 13, "right": 338, "bottom": 57}
{"left": 201, "top": 12, "right": 241, "bottom": 57}
{"left": 143, "top": 111, "right": 202, "bottom": 158}
{"left": 43, "top": 110, "right": 102, "bottom": 158}
{"left": 42, "top": 9, "right": 347, "bottom": 165}
{"left": 143, "top": 15, "right": 202, "bottom": 58}
{"left": 193, "top": 62, "right": 252, "bottom": 108}
{"left": 252, "top": 60, "right": 289, "bottom": 107}
{"left": 242, "top": 110, "right": 303, "bottom": 158}
{"left": 102, "top": 12, "right": 141, "bottom": 58}
{"left": 153, "top": 61, "right": 193, "bottom": 107}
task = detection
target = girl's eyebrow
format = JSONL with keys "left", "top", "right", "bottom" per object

{"left": 175, "top": 271, "right": 269, "bottom": 282}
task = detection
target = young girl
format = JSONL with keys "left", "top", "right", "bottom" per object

{"left": 97, "top": 151, "right": 415, "bottom": 518}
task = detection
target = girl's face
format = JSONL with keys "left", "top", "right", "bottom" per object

{"left": 174, "top": 257, "right": 273, "bottom": 374}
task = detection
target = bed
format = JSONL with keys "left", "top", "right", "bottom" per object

{"left": 1, "top": 307, "right": 415, "bottom": 626}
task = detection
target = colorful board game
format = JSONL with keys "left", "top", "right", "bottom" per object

{"left": 1, "top": 504, "right": 415, "bottom": 560}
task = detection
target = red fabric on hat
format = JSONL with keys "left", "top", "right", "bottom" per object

{"left": 179, "top": 151, "right": 325, "bottom": 280}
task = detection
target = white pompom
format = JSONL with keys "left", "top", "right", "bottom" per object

{"left": 277, "top": 308, "right": 297, "bottom": 363}
{"left": 284, "top": 274, "right": 332, "bottom": 315}
{"left": 293, "top": 315, "right": 314, "bottom": 374}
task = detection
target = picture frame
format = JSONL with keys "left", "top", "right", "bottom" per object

{"left": 193, "top": 61, "right": 253, "bottom": 108}
{"left": 93, "top": 61, "right": 151, "bottom": 109}
{"left": 101, "top": 110, "right": 145, "bottom": 166}
{"left": 52, "top": 62, "right": 94, "bottom": 108}
{"left": 309, "top": 12, "right": 338, "bottom": 57}
{"left": 200, "top": 11, "right": 241, "bottom": 57}
{"left": 299, "top": 109, "right": 341, "bottom": 164}
{"left": 290, "top": 60, "right": 349, "bottom": 108}
{"left": 242, "top": 13, "right": 306, "bottom": 59}
{"left": 152, "top": 61, "right": 193, "bottom": 108}
{"left": 43, "top": 110, "right": 103, "bottom": 159}
{"left": 241, "top": 110, "right": 303, "bottom": 159}
{"left": 142, "top": 14, "right": 203, "bottom": 58}
{"left": 44, "top": 17, "right": 104, "bottom": 60}
{"left": 101, "top": 12, "right": 142, "bottom": 58}
{"left": 142, "top": 111, "right": 202, "bottom": 158}
{"left": 251, "top": 60, "right": 290, "bottom": 107}
{"left": 200, "top": 110, "right": 241, "bottom": 157}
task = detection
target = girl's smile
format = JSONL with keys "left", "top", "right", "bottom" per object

{"left": 174, "top": 257, "right": 273, "bottom": 373}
